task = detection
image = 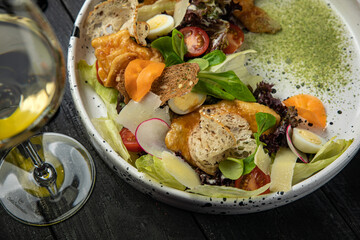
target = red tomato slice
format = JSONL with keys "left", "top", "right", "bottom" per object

{"left": 234, "top": 166, "right": 270, "bottom": 194}
{"left": 179, "top": 27, "right": 210, "bottom": 58}
{"left": 222, "top": 23, "right": 245, "bottom": 54}
{"left": 95, "top": 60, "right": 104, "bottom": 85}
{"left": 120, "top": 127, "right": 143, "bottom": 152}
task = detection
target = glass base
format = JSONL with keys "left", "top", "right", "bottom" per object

{"left": 0, "top": 133, "right": 95, "bottom": 226}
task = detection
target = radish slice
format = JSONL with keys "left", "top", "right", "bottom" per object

{"left": 135, "top": 118, "right": 170, "bottom": 158}
{"left": 117, "top": 92, "right": 170, "bottom": 134}
{"left": 286, "top": 125, "right": 309, "bottom": 163}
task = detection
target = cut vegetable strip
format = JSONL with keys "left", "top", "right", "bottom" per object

{"left": 270, "top": 148, "right": 297, "bottom": 192}
{"left": 254, "top": 144, "right": 271, "bottom": 175}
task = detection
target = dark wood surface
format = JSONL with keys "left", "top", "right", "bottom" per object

{"left": 1, "top": 0, "right": 360, "bottom": 239}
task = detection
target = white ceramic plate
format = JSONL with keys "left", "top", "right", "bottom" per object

{"left": 68, "top": 0, "right": 360, "bottom": 214}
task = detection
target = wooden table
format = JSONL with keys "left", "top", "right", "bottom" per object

{"left": 1, "top": 1, "right": 360, "bottom": 239}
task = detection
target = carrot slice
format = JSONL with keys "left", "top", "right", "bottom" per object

{"left": 133, "top": 62, "right": 165, "bottom": 101}
{"left": 283, "top": 94, "right": 327, "bottom": 128}
{"left": 124, "top": 59, "right": 165, "bottom": 102}
{"left": 125, "top": 59, "right": 151, "bottom": 98}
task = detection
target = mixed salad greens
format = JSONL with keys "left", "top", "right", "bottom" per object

{"left": 78, "top": 0, "right": 353, "bottom": 198}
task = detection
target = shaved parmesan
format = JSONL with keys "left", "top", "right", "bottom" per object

{"left": 137, "top": 0, "right": 188, "bottom": 27}
{"left": 116, "top": 92, "right": 170, "bottom": 134}
{"left": 138, "top": 0, "right": 176, "bottom": 22}
{"left": 270, "top": 148, "right": 297, "bottom": 192}
{"left": 254, "top": 144, "right": 271, "bottom": 175}
{"left": 173, "top": 0, "right": 189, "bottom": 27}
{"left": 161, "top": 151, "right": 201, "bottom": 189}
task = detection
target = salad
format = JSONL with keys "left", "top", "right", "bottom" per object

{"left": 78, "top": 0, "right": 353, "bottom": 198}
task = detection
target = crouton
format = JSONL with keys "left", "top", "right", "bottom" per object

{"left": 85, "top": 0, "right": 149, "bottom": 46}
{"left": 165, "top": 101, "right": 259, "bottom": 175}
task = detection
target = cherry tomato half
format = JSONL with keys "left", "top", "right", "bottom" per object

{"left": 234, "top": 166, "right": 270, "bottom": 194}
{"left": 120, "top": 127, "right": 143, "bottom": 152}
{"left": 95, "top": 60, "right": 104, "bottom": 85}
{"left": 179, "top": 27, "right": 210, "bottom": 58}
{"left": 222, "top": 23, "right": 245, "bottom": 54}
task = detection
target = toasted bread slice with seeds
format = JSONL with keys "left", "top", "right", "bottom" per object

{"left": 86, "top": 0, "right": 136, "bottom": 39}
{"left": 151, "top": 62, "right": 200, "bottom": 105}
{"left": 165, "top": 101, "right": 256, "bottom": 175}
{"left": 85, "top": 0, "right": 149, "bottom": 46}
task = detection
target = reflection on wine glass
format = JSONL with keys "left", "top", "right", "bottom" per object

{"left": 0, "top": 0, "right": 95, "bottom": 226}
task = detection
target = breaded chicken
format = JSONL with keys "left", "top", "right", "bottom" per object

{"left": 232, "top": 0, "right": 281, "bottom": 34}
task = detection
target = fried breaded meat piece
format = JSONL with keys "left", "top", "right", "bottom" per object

{"left": 232, "top": 0, "right": 281, "bottom": 34}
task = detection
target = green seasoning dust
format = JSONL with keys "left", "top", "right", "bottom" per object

{"left": 242, "top": 0, "right": 354, "bottom": 96}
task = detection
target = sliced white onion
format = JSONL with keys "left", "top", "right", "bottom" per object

{"left": 286, "top": 125, "right": 309, "bottom": 163}
{"left": 135, "top": 118, "right": 170, "bottom": 158}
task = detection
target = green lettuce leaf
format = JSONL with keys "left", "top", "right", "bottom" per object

{"left": 219, "top": 157, "right": 244, "bottom": 180}
{"left": 135, "top": 155, "right": 186, "bottom": 190}
{"left": 78, "top": 60, "right": 121, "bottom": 126}
{"left": 202, "top": 50, "right": 226, "bottom": 67}
{"left": 192, "top": 78, "right": 235, "bottom": 100}
{"left": 91, "top": 118, "right": 130, "bottom": 162}
{"left": 196, "top": 71, "right": 256, "bottom": 102}
{"left": 187, "top": 183, "right": 271, "bottom": 198}
{"left": 292, "top": 137, "right": 353, "bottom": 184}
{"left": 187, "top": 58, "right": 209, "bottom": 71}
{"left": 77, "top": 60, "right": 118, "bottom": 104}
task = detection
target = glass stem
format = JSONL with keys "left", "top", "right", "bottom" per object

{"left": 22, "top": 140, "right": 58, "bottom": 197}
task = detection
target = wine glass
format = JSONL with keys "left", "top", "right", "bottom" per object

{"left": 0, "top": 0, "right": 95, "bottom": 226}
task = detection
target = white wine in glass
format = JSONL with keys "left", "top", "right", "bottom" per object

{"left": 0, "top": 0, "right": 95, "bottom": 226}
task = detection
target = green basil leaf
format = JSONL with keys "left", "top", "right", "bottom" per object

{"left": 219, "top": 157, "right": 244, "bottom": 180}
{"left": 192, "top": 78, "right": 235, "bottom": 100}
{"left": 242, "top": 154, "right": 256, "bottom": 175}
{"left": 151, "top": 35, "right": 184, "bottom": 67}
{"left": 254, "top": 112, "right": 277, "bottom": 143}
{"left": 172, "top": 29, "right": 187, "bottom": 61}
{"left": 197, "top": 71, "right": 256, "bottom": 102}
{"left": 202, "top": 50, "right": 226, "bottom": 67}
